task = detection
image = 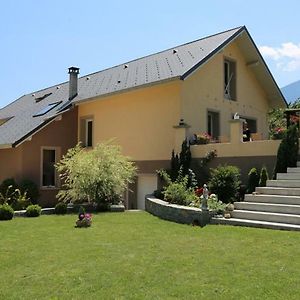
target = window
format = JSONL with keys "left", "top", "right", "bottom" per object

{"left": 224, "top": 59, "right": 236, "bottom": 100}
{"left": 35, "top": 92, "right": 52, "bottom": 103}
{"left": 80, "top": 117, "right": 93, "bottom": 147}
{"left": 41, "top": 148, "right": 59, "bottom": 187}
{"left": 0, "top": 116, "right": 13, "bottom": 126}
{"left": 86, "top": 119, "right": 93, "bottom": 147}
{"left": 207, "top": 111, "right": 220, "bottom": 139}
{"left": 33, "top": 101, "right": 61, "bottom": 117}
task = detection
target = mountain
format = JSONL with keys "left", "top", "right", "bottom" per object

{"left": 281, "top": 80, "right": 300, "bottom": 103}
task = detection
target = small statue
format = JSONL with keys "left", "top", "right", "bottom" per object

{"left": 201, "top": 184, "right": 209, "bottom": 211}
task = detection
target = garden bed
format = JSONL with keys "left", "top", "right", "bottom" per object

{"left": 145, "top": 196, "right": 211, "bottom": 226}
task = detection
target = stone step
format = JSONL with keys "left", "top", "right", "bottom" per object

{"left": 234, "top": 201, "right": 300, "bottom": 215}
{"left": 255, "top": 186, "right": 300, "bottom": 196}
{"left": 277, "top": 172, "right": 300, "bottom": 180}
{"left": 287, "top": 167, "right": 300, "bottom": 173}
{"left": 231, "top": 210, "right": 300, "bottom": 225}
{"left": 245, "top": 194, "right": 300, "bottom": 205}
{"left": 211, "top": 217, "right": 300, "bottom": 231}
{"left": 267, "top": 180, "right": 300, "bottom": 188}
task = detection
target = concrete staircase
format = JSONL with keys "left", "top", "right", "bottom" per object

{"left": 211, "top": 162, "right": 300, "bottom": 231}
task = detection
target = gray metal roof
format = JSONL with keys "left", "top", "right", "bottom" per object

{"left": 0, "top": 26, "right": 285, "bottom": 147}
{"left": 74, "top": 26, "right": 243, "bottom": 102}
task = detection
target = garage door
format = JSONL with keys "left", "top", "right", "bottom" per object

{"left": 137, "top": 174, "right": 157, "bottom": 210}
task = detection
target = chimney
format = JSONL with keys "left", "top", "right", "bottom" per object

{"left": 68, "top": 66, "right": 80, "bottom": 100}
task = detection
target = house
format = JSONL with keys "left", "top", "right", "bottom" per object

{"left": 0, "top": 26, "right": 286, "bottom": 208}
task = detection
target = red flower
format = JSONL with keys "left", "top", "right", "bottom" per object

{"left": 195, "top": 187, "right": 203, "bottom": 196}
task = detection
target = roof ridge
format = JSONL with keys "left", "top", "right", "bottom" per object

{"left": 79, "top": 26, "right": 245, "bottom": 79}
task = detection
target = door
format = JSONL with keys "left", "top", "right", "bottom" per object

{"left": 137, "top": 174, "right": 157, "bottom": 210}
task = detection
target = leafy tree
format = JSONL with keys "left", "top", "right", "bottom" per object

{"left": 55, "top": 141, "right": 137, "bottom": 204}
{"left": 268, "top": 98, "right": 300, "bottom": 139}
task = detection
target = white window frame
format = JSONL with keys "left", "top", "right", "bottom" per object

{"left": 40, "top": 146, "right": 61, "bottom": 189}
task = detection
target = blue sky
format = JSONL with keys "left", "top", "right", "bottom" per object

{"left": 0, "top": 0, "right": 299, "bottom": 108}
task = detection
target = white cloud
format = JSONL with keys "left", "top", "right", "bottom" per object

{"left": 259, "top": 46, "right": 281, "bottom": 60}
{"left": 259, "top": 42, "right": 300, "bottom": 72}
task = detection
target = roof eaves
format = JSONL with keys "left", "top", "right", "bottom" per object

{"left": 180, "top": 26, "right": 246, "bottom": 80}
{"left": 73, "top": 76, "right": 181, "bottom": 105}
{"left": 0, "top": 144, "right": 12, "bottom": 149}
{"left": 12, "top": 116, "right": 56, "bottom": 148}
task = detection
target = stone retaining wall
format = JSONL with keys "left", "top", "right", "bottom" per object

{"left": 145, "top": 196, "right": 211, "bottom": 226}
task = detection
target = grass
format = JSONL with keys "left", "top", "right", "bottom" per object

{"left": 1, "top": 212, "right": 300, "bottom": 299}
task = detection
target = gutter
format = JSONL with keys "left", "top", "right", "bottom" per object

{"left": 0, "top": 144, "right": 13, "bottom": 149}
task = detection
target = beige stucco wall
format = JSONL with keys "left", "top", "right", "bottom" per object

{"left": 78, "top": 81, "right": 181, "bottom": 161}
{"left": 180, "top": 40, "right": 275, "bottom": 140}
{"left": 191, "top": 139, "right": 281, "bottom": 158}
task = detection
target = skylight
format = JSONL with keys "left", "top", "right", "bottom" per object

{"left": 33, "top": 102, "right": 61, "bottom": 117}
{"left": 0, "top": 116, "right": 13, "bottom": 126}
{"left": 35, "top": 92, "right": 52, "bottom": 103}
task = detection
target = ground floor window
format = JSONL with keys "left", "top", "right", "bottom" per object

{"left": 80, "top": 116, "right": 94, "bottom": 148}
{"left": 41, "top": 147, "right": 60, "bottom": 187}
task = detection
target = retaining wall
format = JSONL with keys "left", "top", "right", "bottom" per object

{"left": 145, "top": 196, "right": 211, "bottom": 226}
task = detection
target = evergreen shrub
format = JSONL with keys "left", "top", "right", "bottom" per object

{"left": 0, "top": 204, "right": 14, "bottom": 220}
{"left": 26, "top": 205, "right": 41, "bottom": 217}
{"left": 208, "top": 165, "right": 241, "bottom": 203}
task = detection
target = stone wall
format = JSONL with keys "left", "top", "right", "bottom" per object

{"left": 145, "top": 196, "right": 211, "bottom": 226}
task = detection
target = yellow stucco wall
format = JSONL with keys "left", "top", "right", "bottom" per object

{"left": 78, "top": 81, "right": 181, "bottom": 161}
{"left": 180, "top": 40, "right": 273, "bottom": 140}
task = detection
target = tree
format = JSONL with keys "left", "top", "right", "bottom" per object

{"left": 55, "top": 141, "right": 137, "bottom": 204}
{"left": 273, "top": 124, "right": 299, "bottom": 177}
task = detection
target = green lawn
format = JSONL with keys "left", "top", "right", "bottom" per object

{"left": 1, "top": 212, "right": 300, "bottom": 300}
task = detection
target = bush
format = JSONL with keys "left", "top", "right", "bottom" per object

{"left": 26, "top": 205, "right": 41, "bottom": 217}
{"left": 158, "top": 169, "right": 198, "bottom": 206}
{"left": 259, "top": 166, "right": 269, "bottom": 187}
{"left": 208, "top": 165, "right": 241, "bottom": 203}
{"left": 0, "top": 204, "right": 14, "bottom": 220}
{"left": 153, "top": 189, "right": 164, "bottom": 200}
{"left": 163, "top": 181, "right": 198, "bottom": 205}
{"left": 11, "top": 189, "right": 31, "bottom": 211}
{"left": 273, "top": 124, "right": 299, "bottom": 177}
{"left": 0, "top": 178, "right": 18, "bottom": 205}
{"left": 55, "top": 142, "right": 137, "bottom": 205}
{"left": 19, "top": 179, "right": 39, "bottom": 204}
{"left": 247, "top": 168, "right": 260, "bottom": 193}
{"left": 54, "top": 202, "right": 67, "bottom": 215}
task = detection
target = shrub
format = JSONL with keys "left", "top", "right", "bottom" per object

{"left": 26, "top": 205, "right": 41, "bottom": 217}
{"left": 19, "top": 179, "right": 39, "bottom": 204}
{"left": 273, "top": 124, "right": 299, "bottom": 177}
{"left": 0, "top": 204, "right": 14, "bottom": 220}
{"left": 11, "top": 189, "right": 31, "bottom": 211}
{"left": 158, "top": 169, "right": 198, "bottom": 206}
{"left": 247, "top": 168, "right": 260, "bottom": 193}
{"left": 153, "top": 189, "right": 164, "bottom": 200}
{"left": 0, "top": 178, "right": 18, "bottom": 205}
{"left": 55, "top": 142, "right": 137, "bottom": 205}
{"left": 208, "top": 165, "right": 241, "bottom": 203}
{"left": 163, "top": 181, "right": 198, "bottom": 206}
{"left": 54, "top": 202, "right": 67, "bottom": 215}
{"left": 259, "top": 166, "right": 269, "bottom": 187}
